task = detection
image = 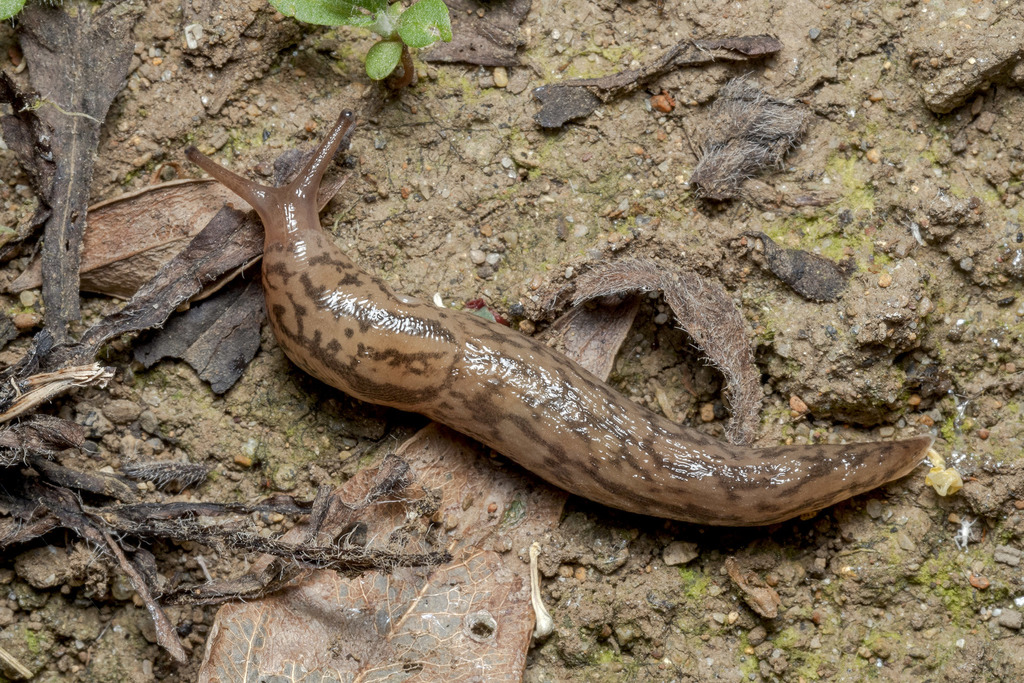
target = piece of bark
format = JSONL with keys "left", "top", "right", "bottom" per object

{"left": 533, "top": 35, "right": 782, "bottom": 127}
{"left": 421, "top": 0, "right": 532, "bottom": 66}
{"left": 742, "top": 232, "right": 850, "bottom": 302}
{"left": 17, "top": 0, "right": 143, "bottom": 342}
{"left": 0, "top": 73, "right": 53, "bottom": 256}
{"left": 0, "top": 415, "right": 84, "bottom": 466}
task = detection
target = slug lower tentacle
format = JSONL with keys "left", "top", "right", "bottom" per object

{"left": 185, "top": 111, "right": 933, "bottom": 527}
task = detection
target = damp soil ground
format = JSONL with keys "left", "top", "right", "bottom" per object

{"left": 3, "top": 0, "right": 1024, "bottom": 681}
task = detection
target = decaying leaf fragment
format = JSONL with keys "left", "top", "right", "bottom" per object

{"left": 725, "top": 556, "right": 782, "bottom": 619}
{"left": 689, "top": 78, "right": 809, "bottom": 200}
{"left": 133, "top": 278, "right": 265, "bottom": 394}
{"left": 8, "top": 180, "right": 252, "bottom": 299}
{"left": 742, "top": 231, "right": 851, "bottom": 302}
{"left": 571, "top": 258, "right": 762, "bottom": 445}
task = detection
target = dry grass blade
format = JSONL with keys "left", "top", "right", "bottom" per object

{"left": 0, "top": 364, "right": 114, "bottom": 423}
{"left": 573, "top": 258, "right": 761, "bottom": 445}
{"left": 690, "top": 78, "right": 809, "bottom": 201}
{"left": 0, "top": 644, "right": 33, "bottom": 679}
{"left": 101, "top": 530, "right": 189, "bottom": 664}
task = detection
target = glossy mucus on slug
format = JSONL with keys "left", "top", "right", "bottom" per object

{"left": 185, "top": 110, "right": 934, "bottom": 527}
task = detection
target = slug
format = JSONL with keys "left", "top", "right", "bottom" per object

{"left": 185, "top": 111, "right": 933, "bottom": 527}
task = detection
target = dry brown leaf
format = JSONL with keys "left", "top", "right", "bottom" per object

{"left": 200, "top": 425, "right": 566, "bottom": 681}
{"left": 9, "top": 180, "right": 252, "bottom": 299}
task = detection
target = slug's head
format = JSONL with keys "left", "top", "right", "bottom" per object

{"left": 185, "top": 110, "right": 357, "bottom": 226}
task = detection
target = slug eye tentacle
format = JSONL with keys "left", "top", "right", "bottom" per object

{"left": 290, "top": 110, "right": 357, "bottom": 199}
{"left": 184, "top": 145, "right": 277, "bottom": 219}
{"left": 184, "top": 110, "right": 356, "bottom": 221}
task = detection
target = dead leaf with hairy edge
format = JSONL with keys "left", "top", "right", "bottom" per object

{"left": 725, "top": 556, "right": 781, "bottom": 619}
{"left": 134, "top": 278, "right": 265, "bottom": 394}
{"left": 422, "top": 0, "right": 532, "bottom": 67}
{"left": 8, "top": 180, "right": 252, "bottom": 299}
{"left": 16, "top": 0, "right": 143, "bottom": 343}
{"left": 533, "top": 35, "right": 782, "bottom": 128}
{"left": 571, "top": 258, "right": 762, "bottom": 446}
{"left": 197, "top": 293, "right": 646, "bottom": 681}
{"left": 0, "top": 415, "right": 84, "bottom": 467}
{"left": 741, "top": 231, "right": 851, "bottom": 303}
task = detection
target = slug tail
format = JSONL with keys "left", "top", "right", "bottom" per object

{"left": 289, "top": 110, "right": 356, "bottom": 198}
{"left": 733, "top": 434, "right": 935, "bottom": 527}
{"left": 184, "top": 146, "right": 278, "bottom": 219}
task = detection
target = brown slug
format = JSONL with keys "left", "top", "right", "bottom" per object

{"left": 185, "top": 110, "right": 933, "bottom": 526}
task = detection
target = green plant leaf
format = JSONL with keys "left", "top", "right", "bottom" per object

{"left": 396, "top": 0, "right": 452, "bottom": 48}
{"left": 268, "top": 0, "right": 387, "bottom": 28}
{"left": 0, "top": 0, "right": 27, "bottom": 21}
{"left": 365, "top": 40, "right": 403, "bottom": 80}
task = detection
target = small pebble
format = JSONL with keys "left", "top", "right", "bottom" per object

{"left": 998, "top": 609, "right": 1023, "bottom": 630}
{"left": 865, "top": 148, "right": 881, "bottom": 164}
{"left": 789, "top": 395, "right": 809, "bottom": 414}
{"left": 908, "top": 394, "right": 922, "bottom": 407}
{"left": 469, "top": 249, "right": 486, "bottom": 265}
{"left": 878, "top": 273, "right": 893, "bottom": 288}
{"left": 662, "top": 541, "right": 699, "bottom": 566}
{"left": 700, "top": 403, "right": 715, "bottom": 422}
{"left": 975, "top": 111, "right": 997, "bottom": 133}
{"left": 968, "top": 573, "right": 990, "bottom": 590}
{"left": 977, "top": 428, "right": 990, "bottom": 440}
{"left": 808, "top": 27, "right": 821, "bottom": 40}
{"left": 866, "top": 499, "right": 883, "bottom": 519}
{"left": 13, "top": 312, "right": 41, "bottom": 330}
{"left": 650, "top": 92, "right": 675, "bottom": 113}
{"left": 18, "top": 290, "right": 37, "bottom": 307}
{"left": 493, "top": 66, "right": 508, "bottom": 88}
{"left": 233, "top": 454, "right": 253, "bottom": 467}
